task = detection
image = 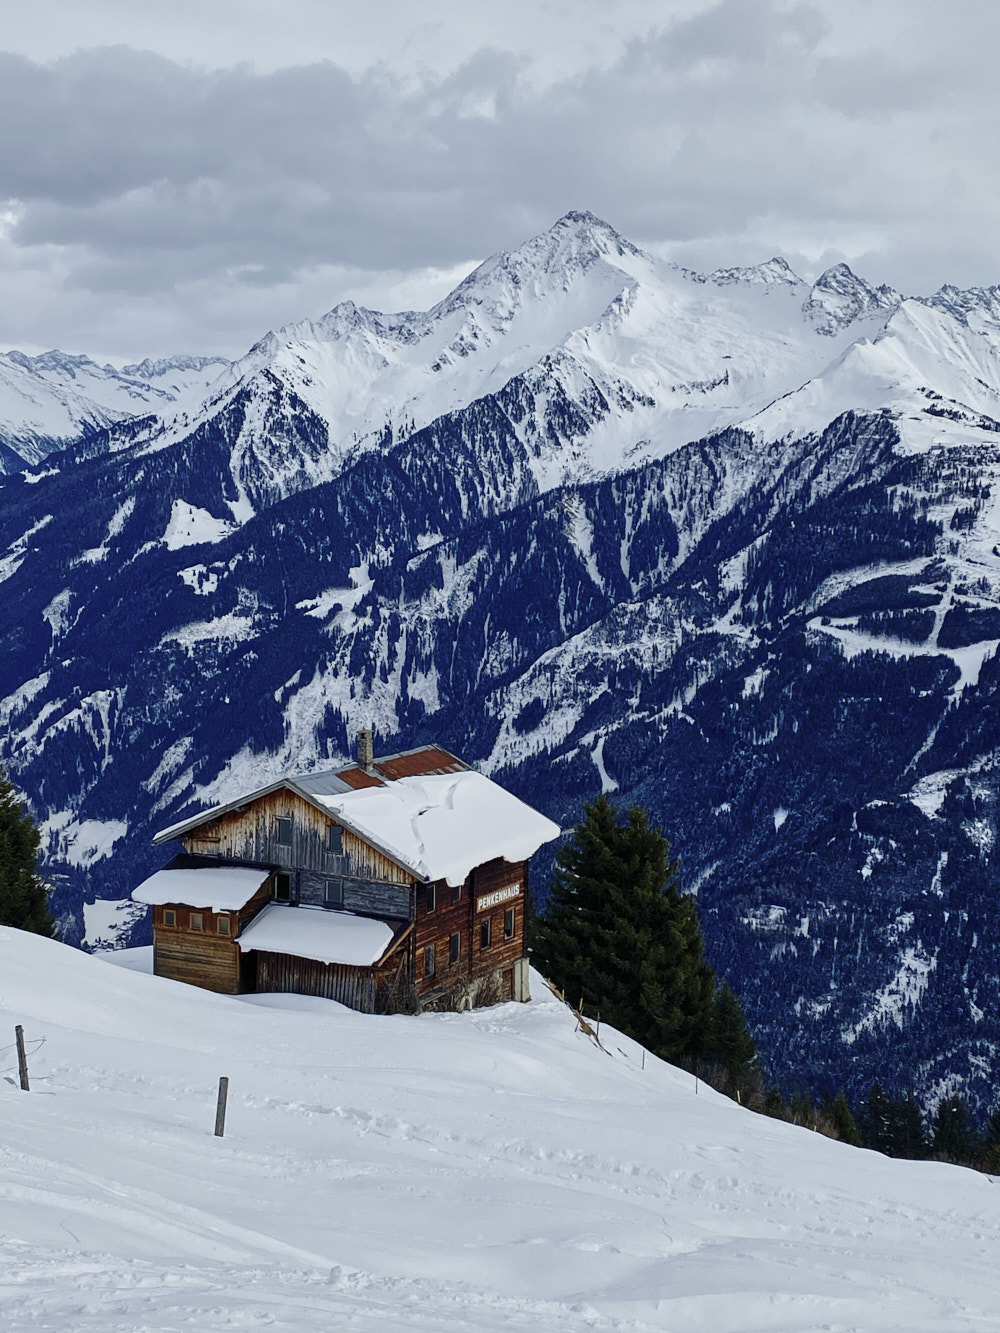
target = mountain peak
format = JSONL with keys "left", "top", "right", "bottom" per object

{"left": 925, "top": 282, "right": 1000, "bottom": 326}
{"left": 121, "top": 354, "right": 230, "bottom": 381}
{"left": 805, "top": 263, "right": 900, "bottom": 334}
{"left": 709, "top": 256, "right": 802, "bottom": 288}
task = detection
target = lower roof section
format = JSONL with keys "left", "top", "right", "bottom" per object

{"left": 132, "top": 864, "right": 270, "bottom": 912}
{"left": 236, "top": 903, "right": 400, "bottom": 968}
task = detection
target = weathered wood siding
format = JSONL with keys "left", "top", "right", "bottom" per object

{"left": 256, "top": 950, "right": 376, "bottom": 1011}
{"left": 297, "top": 869, "right": 411, "bottom": 918}
{"left": 182, "top": 788, "right": 412, "bottom": 917}
{"left": 237, "top": 878, "right": 274, "bottom": 931}
{"left": 152, "top": 903, "right": 240, "bottom": 993}
{"left": 413, "top": 859, "right": 526, "bottom": 999}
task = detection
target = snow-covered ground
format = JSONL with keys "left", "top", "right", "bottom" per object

{"left": 2, "top": 928, "right": 1000, "bottom": 1331}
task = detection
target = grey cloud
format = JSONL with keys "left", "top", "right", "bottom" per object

{"left": 2, "top": 0, "right": 1000, "bottom": 355}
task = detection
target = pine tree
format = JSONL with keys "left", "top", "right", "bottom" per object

{"left": 980, "top": 1103, "right": 1000, "bottom": 1174}
{"left": 702, "top": 984, "right": 758, "bottom": 1092}
{"left": 860, "top": 1082, "right": 894, "bottom": 1153}
{"left": 824, "top": 1091, "right": 862, "bottom": 1146}
{"left": 932, "top": 1095, "right": 976, "bottom": 1164}
{"left": 0, "top": 766, "right": 54, "bottom": 936}
{"left": 894, "top": 1095, "right": 927, "bottom": 1160}
{"left": 532, "top": 795, "right": 717, "bottom": 1064}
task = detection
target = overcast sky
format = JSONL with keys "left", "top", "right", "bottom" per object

{"left": 3, "top": 0, "right": 1000, "bottom": 360}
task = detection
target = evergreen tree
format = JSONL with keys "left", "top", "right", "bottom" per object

{"left": 0, "top": 767, "right": 54, "bottom": 936}
{"left": 980, "top": 1103, "right": 1000, "bottom": 1174}
{"left": 532, "top": 795, "right": 716, "bottom": 1064}
{"left": 932, "top": 1095, "right": 976, "bottom": 1164}
{"left": 894, "top": 1095, "right": 927, "bottom": 1160}
{"left": 701, "top": 984, "right": 758, "bottom": 1092}
{"left": 825, "top": 1091, "right": 862, "bottom": 1146}
{"left": 860, "top": 1082, "right": 894, "bottom": 1154}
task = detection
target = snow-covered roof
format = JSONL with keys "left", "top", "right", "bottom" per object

{"left": 151, "top": 745, "right": 467, "bottom": 844}
{"left": 316, "top": 770, "right": 561, "bottom": 888}
{"left": 131, "top": 866, "right": 270, "bottom": 911}
{"left": 236, "top": 903, "right": 396, "bottom": 968}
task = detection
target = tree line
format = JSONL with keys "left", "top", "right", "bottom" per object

{"left": 530, "top": 793, "right": 1000, "bottom": 1169}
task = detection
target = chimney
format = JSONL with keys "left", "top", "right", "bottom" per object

{"left": 357, "top": 727, "right": 374, "bottom": 772}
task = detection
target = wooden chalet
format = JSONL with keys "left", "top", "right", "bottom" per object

{"left": 131, "top": 735, "right": 560, "bottom": 1012}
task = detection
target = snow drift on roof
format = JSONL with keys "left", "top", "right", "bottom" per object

{"left": 131, "top": 866, "right": 269, "bottom": 911}
{"left": 236, "top": 903, "right": 395, "bottom": 968}
{"left": 317, "top": 771, "right": 561, "bottom": 887}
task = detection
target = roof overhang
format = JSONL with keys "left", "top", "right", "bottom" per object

{"left": 132, "top": 864, "right": 271, "bottom": 911}
{"left": 236, "top": 903, "right": 407, "bottom": 969}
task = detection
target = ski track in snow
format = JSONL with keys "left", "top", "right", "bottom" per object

{"left": 3, "top": 929, "right": 1000, "bottom": 1331}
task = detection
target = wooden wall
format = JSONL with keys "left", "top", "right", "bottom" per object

{"left": 151, "top": 877, "right": 273, "bottom": 994}
{"left": 413, "top": 858, "right": 526, "bottom": 1000}
{"left": 183, "top": 787, "right": 413, "bottom": 918}
{"left": 152, "top": 903, "right": 241, "bottom": 994}
{"left": 256, "top": 950, "right": 376, "bottom": 1011}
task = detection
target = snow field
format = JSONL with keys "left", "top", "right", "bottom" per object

{"left": 3, "top": 928, "right": 1000, "bottom": 1331}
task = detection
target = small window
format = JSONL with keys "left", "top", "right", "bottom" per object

{"left": 425, "top": 884, "right": 436, "bottom": 913}
{"left": 449, "top": 932, "right": 460, "bottom": 965}
{"left": 480, "top": 919, "right": 491, "bottom": 950}
{"left": 325, "top": 878, "right": 344, "bottom": 907}
{"left": 163, "top": 908, "right": 176, "bottom": 927}
{"left": 276, "top": 817, "right": 293, "bottom": 845}
{"left": 328, "top": 824, "right": 343, "bottom": 853}
{"left": 451, "top": 883, "right": 462, "bottom": 904}
{"left": 274, "top": 873, "right": 291, "bottom": 902}
{"left": 504, "top": 907, "right": 516, "bottom": 940}
{"left": 217, "top": 916, "right": 231, "bottom": 936}
{"left": 190, "top": 912, "right": 203, "bottom": 932}
{"left": 424, "top": 945, "right": 436, "bottom": 978}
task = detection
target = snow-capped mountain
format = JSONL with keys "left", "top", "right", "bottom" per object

{"left": 5, "top": 211, "right": 1000, "bottom": 1114}
{"left": 0, "top": 349, "right": 229, "bottom": 472}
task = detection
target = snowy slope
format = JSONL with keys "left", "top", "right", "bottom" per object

{"left": 3, "top": 926, "right": 1000, "bottom": 1332}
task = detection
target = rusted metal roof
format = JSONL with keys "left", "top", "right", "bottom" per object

{"left": 374, "top": 746, "right": 466, "bottom": 780}
{"left": 334, "top": 745, "right": 467, "bottom": 787}
{"left": 336, "top": 767, "right": 385, "bottom": 790}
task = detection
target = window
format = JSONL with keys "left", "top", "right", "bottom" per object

{"left": 504, "top": 907, "right": 516, "bottom": 940}
{"left": 480, "top": 919, "right": 491, "bottom": 949}
{"left": 217, "top": 916, "right": 231, "bottom": 936}
{"left": 449, "top": 932, "right": 460, "bottom": 965}
{"left": 425, "top": 884, "right": 436, "bottom": 913}
{"left": 190, "top": 912, "right": 203, "bottom": 932}
{"left": 424, "top": 945, "right": 436, "bottom": 978}
{"left": 324, "top": 878, "right": 344, "bottom": 907}
{"left": 276, "top": 817, "right": 293, "bottom": 845}
{"left": 328, "top": 824, "right": 343, "bottom": 853}
{"left": 451, "top": 883, "right": 462, "bottom": 904}
{"left": 163, "top": 908, "right": 176, "bottom": 927}
{"left": 274, "top": 873, "right": 291, "bottom": 902}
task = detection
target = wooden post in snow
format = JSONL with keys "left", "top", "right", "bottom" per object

{"left": 214, "top": 1076, "right": 229, "bottom": 1137}
{"left": 14, "top": 1025, "right": 29, "bottom": 1091}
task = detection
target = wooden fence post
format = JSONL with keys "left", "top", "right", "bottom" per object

{"left": 14, "top": 1025, "right": 29, "bottom": 1092}
{"left": 214, "top": 1076, "right": 229, "bottom": 1137}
